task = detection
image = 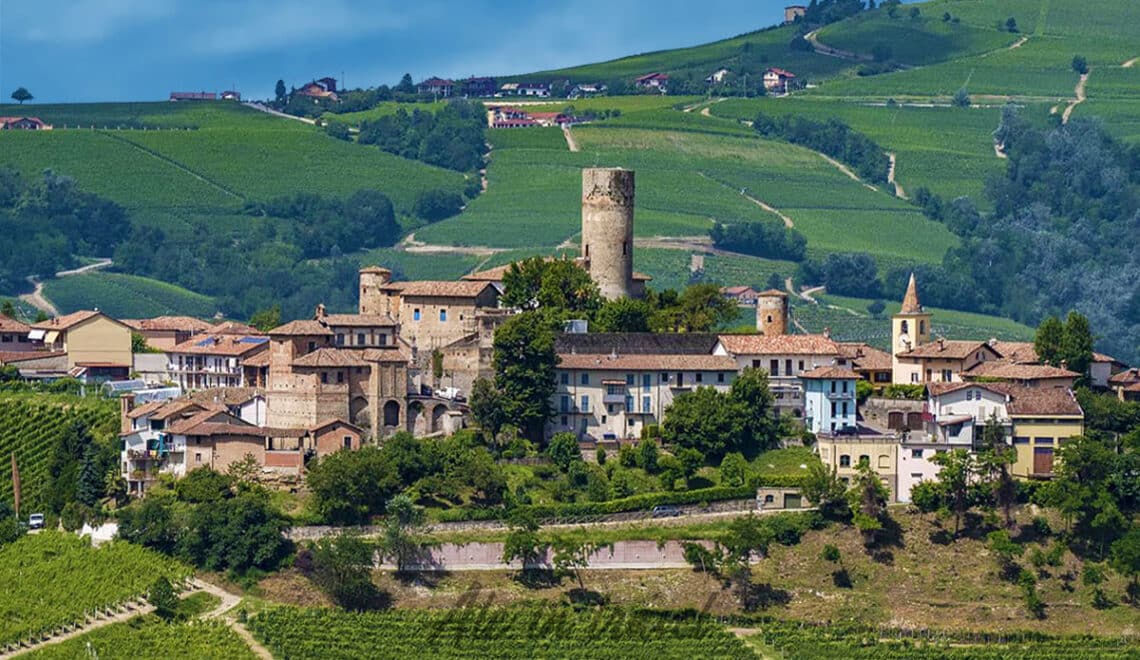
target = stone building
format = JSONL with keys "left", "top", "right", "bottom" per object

{"left": 580, "top": 167, "right": 638, "bottom": 300}
{"left": 755, "top": 289, "right": 789, "bottom": 335}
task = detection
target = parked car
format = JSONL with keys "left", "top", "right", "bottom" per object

{"left": 651, "top": 505, "right": 682, "bottom": 518}
{"left": 28, "top": 513, "right": 45, "bottom": 530}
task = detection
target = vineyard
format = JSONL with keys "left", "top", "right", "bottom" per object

{"left": 0, "top": 532, "right": 192, "bottom": 650}
{"left": 0, "top": 392, "right": 118, "bottom": 512}
{"left": 749, "top": 620, "right": 1140, "bottom": 659}
{"left": 249, "top": 606, "right": 755, "bottom": 659}
{"left": 44, "top": 272, "right": 218, "bottom": 319}
{"left": 24, "top": 619, "right": 254, "bottom": 660}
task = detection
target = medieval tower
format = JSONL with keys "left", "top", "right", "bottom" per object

{"left": 581, "top": 167, "right": 635, "bottom": 300}
{"left": 358, "top": 266, "right": 393, "bottom": 316}
{"left": 756, "top": 289, "right": 789, "bottom": 335}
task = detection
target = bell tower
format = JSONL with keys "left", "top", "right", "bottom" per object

{"left": 891, "top": 273, "right": 932, "bottom": 377}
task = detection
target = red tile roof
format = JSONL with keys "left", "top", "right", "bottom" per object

{"left": 898, "top": 340, "right": 997, "bottom": 361}
{"left": 927, "top": 382, "right": 1083, "bottom": 417}
{"left": 800, "top": 366, "right": 860, "bottom": 380}
{"left": 269, "top": 320, "right": 334, "bottom": 336}
{"left": 557, "top": 353, "right": 737, "bottom": 371}
{"left": 0, "top": 316, "right": 30, "bottom": 333}
{"left": 321, "top": 313, "right": 397, "bottom": 327}
{"left": 0, "top": 350, "right": 65, "bottom": 364}
{"left": 382, "top": 280, "right": 497, "bottom": 298}
{"left": 717, "top": 333, "right": 839, "bottom": 356}
{"left": 211, "top": 321, "right": 263, "bottom": 336}
{"left": 962, "top": 362, "right": 1079, "bottom": 381}
{"left": 123, "top": 316, "right": 212, "bottom": 333}
{"left": 292, "top": 348, "right": 369, "bottom": 368}
{"left": 168, "top": 334, "right": 269, "bottom": 357}
{"left": 766, "top": 67, "right": 796, "bottom": 78}
{"left": 32, "top": 310, "right": 121, "bottom": 331}
{"left": 837, "top": 343, "right": 892, "bottom": 371}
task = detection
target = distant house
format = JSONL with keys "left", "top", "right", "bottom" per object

{"left": 169, "top": 92, "right": 216, "bottom": 101}
{"left": 784, "top": 5, "right": 807, "bottom": 23}
{"left": 123, "top": 316, "right": 214, "bottom": 351}
{"left": 166, "top": 334, "right": 270, "bottom": 391}
{"left": 720, "top": 285, "right": 759, "bottom": 305}
{"left": 634, "top": 73, "right": 670, "bottom": 91}
{"left": 220, "top": 90, "right": 241, "bottom": 101}
{"left": 417, "top": 77, "right": 455, "bottom": 97}
{"left": 705, "top": 68, "right": 731, "bottom": 84}
{"left": 0, "top": 116, "right": 52, "bottom": 130}
{"left": 516, "top": 82, "right": 550, "bottom": 97}
{"left": 763, "top": 68, "right": 796, "bottom": 94}
{"left": 296, "top": 81, "right": 339, "bottom": 101}
{"left": 460, "top": 77, "right": 497, "bottom": 97}
{"left": 569, "top": 83, "right": 607, "bottom": 99}
{"left": 316, "top": 77, "right": 338, "bottom": 93}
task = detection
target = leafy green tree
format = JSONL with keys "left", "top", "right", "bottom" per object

{"left": 178, "top": 492, "right": 292, "bottom": 573}
{"left": 175, "top": 467, "right": 234, "bottom": 504}
{"left": 248, "top": 305, "right": 281, "bottom": 332}
{"left": 593, "top": 297, "right": 652, "bottom": 332}
{"left": 1071, "top": 55, "right": 1089, "bottom": 75}
{"left": 662, "top": 386, "right": 739, "bottom": 460}
{"left": 492, "top": 311, "right": 557, "bottom": 441}
{"left": 1050, "top": 435, "right": 1130, "bottom": 555}
{"left": 118, "top": 496, "right": 178, "bottom": 554}
{"left": 537, "top": 260, "right": 602, "bottom": 316}
{"left": 550, "top": 537, "right": 612, "bottom": 592}
{"left": 305, "top": 533, "right": 383, "bottom": 610}
{"left": 468, "top": 377, "right": 507, "bottom": 441}
{"left": 1082, "top": 562, "right": 1112, "bottom": 608}
{"left": 987, "top": 529, "right": 1024, "bottom": 578}
{"left": 1034, "top": 315, "right": 1064, "bottom": 366}
{"left": 866, "top": 300, "right": 885, "bottom": 317}
{"left": 1006, "top": 16, "right": 1019, "bottom": 32}
{"left": 952, "top": 87, "right": 971, "bottom": 107}
{"left": 1, "top": 300, "right": 17, "bottom": 319}
{"left": 976, "top": 413, "right": 1017, "bottom": 528}
{"left": 657, "top": 454, "right": 685, "bottom": 491}
{"left": 306, "top": 447, "right": 399, "bottom": 524}
{"left": 501, "top": 510, "right": 546, "bottom": 570}
{"left": 10, "top": 87, "right": 32, "bottom": 104}
{"left": 378, "top": 494, "right": 428, "bottom": 572}
{"left": 719, "top": 452, "right": 749, "bottom": 487}
{"left": 653, "top": 283, "right": 737, "bottom": 332}
{"left": 1110, "top": 527, "right": 1140, "bottom": 591}
{"left": 802, "top": 462, "right": 850, "bottom": 520}
{"left": 275, "top": 79, "right": 287, "bottom": 102}
{"left": 396, "top": 73, "right": 415, "bottom": 94}
{"left": 822, "top": 544, "right": 841, "bottom": 563}
{"left": 728, "top": 367, "right": 778, "bottom": 454}
{"left": 413, "top": 188, "right": 464, "bottom": 221}
{"left": 547, "top": 432, "right": 582, "bottom": 471}
{"left": 636, "top": 438, "right": 659, "bottom": 472}
{"left": 930, "top": 448, "right": 975, "bottom": 536}
{"left": 1060, "top": 311, "right": 1094, "bottom": 382}
{"left": 149, "top": 577, "right": 178, "bottom": 620}
{"left": 848, "top": 462, "right": 889, "bottom": 546}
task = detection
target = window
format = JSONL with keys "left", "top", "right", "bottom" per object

{"left": 830, "top": 381, "right": 837, "bottom": 393}
{"left": 696, "top": 373, "right": 703, "bottom": 383}
{"left": 561, "top": 416, "right": 568, "bottom": 426}
{"left": 660, "top": 372, "right": 669, "bottom": 382}
{"left": 413, "top": 308, "right": 421, "bottom": 321}
{"left": 606, "top": 384, "right": 620, "bottom": 395}
{"left": 717, "top": 372, "right": 725, "bottom": 383}
{"left": 770, "top": 359, "right": 779, "bottom": 376}
{"left": 642, "top": 374, "right": 651, "bottom": 388}
{"left": 622, "top": 241, "right": 628, "bottom": 255}
{"left": 1013, "top": 436, "right": 1030, "bottom": 445}
{"left": 607, "top": 404, "right": 614, "bottom": 414}
{"left": 580, "top": 373, "right": 589, "bottom": 385}
{"left": 580, "top": 395, "right": 589, "bottom": 412}
{"left": 911, "top": 449, "right": 923, "bottom": 458}
{"left": 625, "top": 374, "right": 634, "bottom": 386}
{"left": 910, "top": 373, "right": 919, "bottom": 383}
{"left": 911, "top": 473, "right": 923, "bottom": 480}
{"left": 337, "top": 371, "right": 344, "bottom": 384}
{"left": 900, "top": 320, "right": 909, "bottom": 335}
{"left": 343, "top": 436, "right": 353, "bottom": 449}
{"left": 919, "top": 320, "right": 926, "bottom": 334}
{"left": 195, "top": 452, "right": 202, "bottom": 464}
{"left": 858, "top": 455, "right": 870, "bottom": 467}
{"left": 965, "top": 390, "right": 973, "bottom": 401}
{"left": 926, "top": 369, "right": 933, "bottom": 381}
{"left": 357, "top": 333, "right": 366, "bottom": 345}
{"left": 356, "top": 367, "right": 363, "bottom": 375}
{"left": 601, "top": 415, "right": 607, "bottom": 424}
{"left": 841, "top": 380, "right": 848, "bottom": 393}
{"left": 941, "top": 369, "right": 953, "bottom": 382}
{"left": 798, "top": 360, "right": 805, "bottom": 371}
{"left": 439, "top": 309, "right": 447, "bottom": 322}
{"left": 1034, "top": 437, "right": 1055, "bottom": 445}
{"left": 839, "top": 455, "right": 851, "bottom": 467}
{"left": 841, "top": 402, "right": 848, "bottom": 417}
{"left": 0, "top": 335, "right": 9, "bottom": 343}
{"left": 764, "top": 494, "right": 775, "bottom": 504}
{"left": 321, "top": 372, "right": 328, "bottom": 384}
{"left": 336, "top": 333, "right": 345, "bottom": 345}
{"left": 560, "top": 372, "right": 569, "bottom": 385}
{"left": 560, "top": 395, "right": 569, "bottom": 413}
{"left": 785, "top": 359, "right": 792, "bottom": 375}
{"left": 625, "top": 395, "right": 633, "bottom": 410}
{"left": 643, "top": 396, "right": 651, "bottom": 413}
{"left": 676, "top": 373, "right": 684, "bottom": 386}
{"left": 830, "top": 401, "right": 837, "bottom": 416}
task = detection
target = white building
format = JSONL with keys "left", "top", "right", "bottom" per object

{"left": 166, "top": 334, "right": 269, "bottom": 390}
{"left": 713, "top": 333, "right": 841, "bottom": 417}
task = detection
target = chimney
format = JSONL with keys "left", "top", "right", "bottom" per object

{"left": 315, "top": 303, "right": 327, "bottom": 319}
{"left": 823, "top": 327, "right": 831, "bottom": 339}
{"left": 938, "top": 337, "right": 946, "bottom": 351}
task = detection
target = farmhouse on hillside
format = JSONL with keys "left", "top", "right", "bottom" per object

{"left": 417, "top": 77, "right": 455, "bottom": 97}
{"left": 0, "top": 116, "right": 52, "bottom": 130}
{"left": 763, "top": 67, "right": 796, "bottom": 94}
{"left": 634, "top": 72, "right": 670, "bottom": 91}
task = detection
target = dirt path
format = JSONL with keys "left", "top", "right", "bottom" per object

{"left": 886, "top": 152, "right": 906, "bottom": 199}
{"left": 1124, "top": 57, "right": 1139, "bottom": 68}
{"left": 561, "top": 124, "right": 580, "bottom": 152}
{"left": 993, "top": 141, "right": 1008, "bottom": 160}
{"left": 243, "top": 102, "right": 316, "bottom": 125}
{"left": 803, "top": 29, "right": 869, "bottom": 62}
{"left": 1061, "top": 72, "right": 1089, "bottom": 124}
{"left": 191, "top": 579, "right": 242, "bottom": 620}
{"left": 398, "top": 233, "right": 505, "bottom": 257}
{"left": 18, "top": 278, "right": 58, "bottom": 318}
{"left": 817, "top": 152, "right": 878, "bottom": 192}
{"left": 800, "top": 285, "right": 825, "bottom": 303}
{"left": 698, "top": 172, "right": 794, "bottom": 228}
{"left": 229, "top": 622, "right": 273, "bottom": 660}
{"left": 1008, "top": 36, "right": 1028, "bottom": 50}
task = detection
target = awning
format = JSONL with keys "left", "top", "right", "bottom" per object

{"left": 27, "top": 329, "right": 46, "bottom": 341}
{"left": 42, "top": 330, "right": 60, "bottom": 344}
{"left": 601, "top": 379, "right": 627, "bottom": 385}
{"left": 937, "top": 415, "right": 973, "bottom": 426}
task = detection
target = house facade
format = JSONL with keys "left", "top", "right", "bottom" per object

{"left": 417, "top": 77, "right": 454, "bottom": 97}
{"left": 713, "top": 333, "right": 841, "bottom": 417}
{"left": 816, "top": 435, "right": 899, "bottom": 501}
{"left": 30, "top": 310, "right": 132, "bottom": 371}
{"left": 763, "top": 68, "right": 796, "bottom": 94}
{"left": 801, "top": 366, "right": 859, "bottom": 435}
{"left": 123, "top": 316, "right": 214, "bottom": 351}
{"left": 165, "top": 334, "right": 270, "bottom": 391}
{"left": 0, "top": 315, "right": 32, "bottom": 354}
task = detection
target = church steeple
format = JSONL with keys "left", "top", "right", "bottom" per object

{"left": 900, "top": 272, "right": 922, "bottom": 314}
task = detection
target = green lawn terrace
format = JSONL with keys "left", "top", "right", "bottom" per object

{"left": 0, "top": 101, "right": 468, "bottom": 216}
{"left": 415, "top": 122, "right": 955, "bottom": 269}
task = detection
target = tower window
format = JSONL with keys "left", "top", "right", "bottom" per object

{"left": 622, "top": 242, "right": 627, "bottom": 255}
{"left": 920, "top": 320, "right": 926, "bottom": 334}
{"left": 901, "top": 320, "right": 909, "bottom": 335}
{"left": 585, "top": 244, "right": 589, "bottom": 258}
{"left": 767, "top": 315, "right": 773, "bottom": 323}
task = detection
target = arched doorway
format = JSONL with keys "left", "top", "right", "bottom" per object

{"left": 383, "top": 400, "right": 400, "bottom": 428}
{"left": 431, "top": 404, "right": 448, "bottom": 434}
{"left": 350, "top": 396, "right": 369, "bottom": 428}
{"left": 888, "top": 411, "right": 904, "bottom": 430}
{"left": 407, "top": 402, "right": 425, "bottom": 435}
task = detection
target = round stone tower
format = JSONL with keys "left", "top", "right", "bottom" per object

{"left": 358, "top": 266, "right": 392, "bottom": 316}
{"left": 581, "top": 167, "right": 635, "bottom": 300}
{"left": 756, "top": 289, "right": 789, "bottom": 335}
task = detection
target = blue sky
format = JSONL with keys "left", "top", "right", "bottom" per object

{"left": 3, "top": 0, "right": 828, "bottom": 103}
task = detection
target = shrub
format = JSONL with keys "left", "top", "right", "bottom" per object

{"left": 413, "top": 188, "right": 464, "bottom": 222}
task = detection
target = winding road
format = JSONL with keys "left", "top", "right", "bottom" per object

{"left": 886, "top": 152, "right": 906, "bottom": 199}
{"left": 1061, "top": 72, "right": 1089, "bottom": 124}
{"left": 18, "top": 259, "right": 113, "bottom": 318}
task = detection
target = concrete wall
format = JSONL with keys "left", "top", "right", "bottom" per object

{"left": 376, "top": 540, "right": 719, "bottom": 571}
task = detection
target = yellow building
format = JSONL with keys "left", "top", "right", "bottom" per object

{"left": 1007, "top": 387, "right": 1084, "bottom": 479}
{"left": 30, "top": 310, "right": 132, "bottom": 370}
{"left": 816, "top": 435, "right": 899, "bottom": 501}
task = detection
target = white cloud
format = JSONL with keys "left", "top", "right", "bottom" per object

{"left": 11, "top": 0, "right": 178, "bottom": 45}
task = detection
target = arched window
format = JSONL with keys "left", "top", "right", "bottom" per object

{"left": 383, "top": 400, "right": 400, "bottom": 427}
{"left": 919, "top": 320, "right": 926, "bottom": 334}
{"left": 900, "top": 320, "right": 909, "bottom": 335}
{"left": 764, "top": 494, "right": 775, "bottom": 503}
{"left": 839, "top": 455, "right": 851, "bottom": 468}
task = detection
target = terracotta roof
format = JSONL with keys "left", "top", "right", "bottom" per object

{"left": 899, "top": 340, "right": 996, "bottom": 360}
{"left": 168, "top": 334, "right": 269, "bottom": 357}
{"left": 31, "top": 310, "right": 117, "bottom": 331}
{"left": 145, "top": 400, "right": 212, "bottom": 421}
{"left": 838, "top": 343, "right": 892, "bottom": 371}
{"left": 800, "top": 366, "right": 860, "bottom": 380}
{"left": 720, "top": 286, "right": 757, "bottom": 296}
{"left": 210, "top": 321, "right": 262, "bottom": 336}
{"left": 1093, "top": 352, "right": 1125, "bottom": 366}
{"left": 556, "top": 333, "right": 719, "bottom": 356}
{"left": 125, "top": 399, "right": 168, "bottom": 419}
{"left": 899, "top": 273, "right": 923, "bottom": 314}
{"left": 962, "top": 362, "right": 1079, "bottom": 381}
{"left": 243, "top": 351, "right": 270, "bottom": 368}
{"left": 186, "top": 387, "right": 265, "bottom": 406}
{"left": 766, "top": 67, "right": 796, "bottom": 78}
{"left": 168, "top": 410, "right": 263, "bottom": 437}
{"left": 382, "top": 280, "right": 496, "bottom": 298}
{"left": 311, "top": 418, "right": 363, "bottom": 434}
{"left": 363, "top": 346, "right": 412, "bottom": 364}
{"left": 717, "top": 333, "right": 839, "bottom": 356}
{"left": 927, "top": 382, "right": 1083, "bottom": 417}
{"left": 321, "top": 313, "right": 397, "bottom": 327}
{"left": 269, "top": 320, "right": 334, "bottom": 336}
{"left": 0, "top": 350, "right": 64, "bottom": 364}
{"left": 292, "top": 348, "right": 369, "bottom": 368}
{"left": 987, "top": 341, "right": 1036, "bottom": 363}
{"left": 0, "top": 316, "right": 30, "bottom": 333}
{"left": 122, "top": 316, "right": 212, "bottom": 333}
{"left": 1109, "top": 368, "right": 1140, "bottom": 386}
{"left": 558, "top": 353, "right": 737, "bottom": 372}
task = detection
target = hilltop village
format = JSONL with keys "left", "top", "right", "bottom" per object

{"left": 1, "top": 168, "right": 1132, "bottom": 505}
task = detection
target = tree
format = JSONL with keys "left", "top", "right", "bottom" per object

{"left": 672, "top": 283, "right": 737, "bottom": 332}
{"left": 1072, "top": 55, "right": 1089, "bottom": 75}
{"left": 248, "top": 305, "right": 281, "bottom": 332}
{"left": 75, "top": 444, "right": 102, "bottom": 506}
{"left": 1006, "top": 16, "right": 1019, "bottom": 32}
{"left": 719, "top": 452, "right": 749, "bottom": 487}
{"left": 502, "top": 510, "right": 546, "bottom": 570}
{"left": 866, "top": 300, "right": 886, "bottom": 317}
{"left": 468, "top": 377, "right": 508, "bottom": 441}
{"left": 492, "top": 311, "right": 557, "bottom": 441}
{"left": 149, "top": 577, "right": 178, "bottom": 620}
{"left": 802, "top": 462, "right": 850, "bottom": 520}
{"left": 729, "top": 367, "right": 778, "bottom": 454}
{"left": 1, "top": 300, "right": 17, "bottom": 319}
{"left": 550, "top": 537, "right": 612, "bottom": 593}
{"left": 1060, "top": 311, "right": 1094, "bottom": 382}
{"left": 656, "top": 454, "right": 685, "bottom": 491}
{"left": 275, "top": 79, "right": 287, "bottom": 102}
{"left": 1034, "top": 315, "right": 1064, "bottom": 367}
{"left": 547, "top": 432, "right": 582, "bottom": 471}
{"left": 304, "top": 533, "right": 383, "bottom": 610}
{"left": 930, "top": 448, "right": 975, "bottom": 536}
{"left": 178, "top": 493, "right": 292, "bottom": 573}
{"left": 413, "top": 189, "right": 464, "bottom": 221}
{"left": 987, "top": 529, "right": 1024, "bottom": 579}
{"left": 848, "top": 462, "right": 889, "bottom": 546}
{"left": 952, "top": 87, "right": 971, "bottom": 107}
{"left": 976, "top": 413, "right": 1017, "bottom": 528}
{"left": 662, "top": 387, "right": 740, "bottom": 460}
{"left": 636, "top": 437, "right": 659, "bottom": 473}
{"left": 396, "top": 73, "right": 415, "bottom": 94}
{"left": 594, "top": 297, "right": 652, "bottom": 332}
{"left": 10, "top": 88, "right": 32, "bottom": 105}
{"left": 175, "top": 467, "right": 234, "bottom": 503}
{"left": 307, "top": 447, "right": 399, "bottom": 524}
{"left": 378, "top": 494, "right": 427, "bottom": 572}
{"left": 1110, "top": 527, "right": 1140, "bottom": 591}
{"left": 118, "top": 497, "right": 178, "bottom": 554}
{"left": 942, "top": 11, "right": 952, "bottom": 22}
{"left": 1082, "top": 562, "right": 1112, "bottom": 608}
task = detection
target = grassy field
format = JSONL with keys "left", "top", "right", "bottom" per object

{"left": 43, "top": 272, "right": 218, "bottom": 318}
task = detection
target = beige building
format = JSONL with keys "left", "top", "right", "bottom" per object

{"left": 359, "top": 267, "right": 501, "bottom": 351}
{"left": 30, "top": 310, "right": 132, "bottom": 370}
{"left": 123, "top": 316, "right": 214, "bottom": 351}
{"left": 816, "top": 435, "right": 899, "bottom": 501}
{"left": 713, "top": 332, "right": 841, "bottom": 417}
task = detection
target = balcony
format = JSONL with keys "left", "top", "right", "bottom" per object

{"left": 602, "top": 393, "right": 627, "bottom": 405}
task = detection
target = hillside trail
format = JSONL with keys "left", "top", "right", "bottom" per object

{"left": 803, "top": 29, "right": 870, "bottom": 62}
{"left": 696, "top": 171, "right": 794, "bottom": 228}
{"left": 1061, "top": 72, "right": 1089, "bottom": 124}
{"left": 18, "top": 277, "right": 59, "bottom": 318}
{"left": 397, "top": 233, "right": 504, "bottom": 257}
{"left": 981, "top": 36, "right": 1028, "bottom": 58}
{"left": 243, "top": 102, "right": 316, "bottom": 125}
{"left": 1124, "top": 57, "right": 1139, "bottom": 68}
{"left": 699, "top": 98, "right": 727, "bottom": 118}
{"left": 818, "top": 152, "right": 878, "bottom": 192}
{"left": 561, "top": 124, "right": 580, "bottom": 152}
{"left": 55, "top": 259, "right": 113, "bottom": 278}
{"left": 886, "top": 152, "right": 906, "bottom": 199}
